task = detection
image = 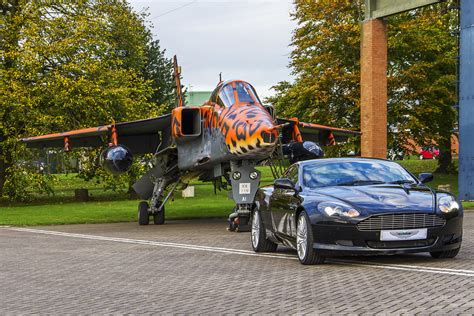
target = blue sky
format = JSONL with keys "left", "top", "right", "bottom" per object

{"left": 129, "top": 0, "right": 296, "bottom": 98}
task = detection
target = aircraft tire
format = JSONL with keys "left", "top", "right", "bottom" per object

{"left": 227, "top": 208, "right": 238, "bottom": 232}
{"left": 153, "top": 203, "right": 165, "bottom": 225}
{"left": 138, "top": 201, "right": 150, "bottom": 225}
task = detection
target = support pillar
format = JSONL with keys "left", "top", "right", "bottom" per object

{"left": 360, "top": 18, "right": 387, "bottom": 158}
{"left": 459, "top": 0, "right": 474, "bottom": 200}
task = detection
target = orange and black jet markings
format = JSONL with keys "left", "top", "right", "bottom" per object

{"left": 172, "top": 115, "right": 182, "bottom": 138}
{"left": 22, "top": 126, "right": 111, "bottom": 142}
{"left": 216, "top": 105, "right": 276, "bottom": 156}
{"left": 299, "top": 122, "right": 360, "bottom": 135}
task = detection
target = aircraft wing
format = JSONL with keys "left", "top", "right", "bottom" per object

{"left": 277, "top": 118, "right": 360, "bottom": 145}
{"left": 22, "top": 114, "right": 171, "bottom": 154}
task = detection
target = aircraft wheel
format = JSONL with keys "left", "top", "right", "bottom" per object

{"left": 228, "top": 221, "right": 237, "bottom": 232}
{"left": 227, "top": 208, "right": 238, "bottom": 232}
{"left": 138, "top": 201, "right": 150, "bottom": 225}
{"left": 153, "top": 203, "right": 165, "bottom": 225}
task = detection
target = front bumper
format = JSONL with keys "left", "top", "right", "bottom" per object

{"left": 311, "top": 214, "right": 463, "bottom": 256}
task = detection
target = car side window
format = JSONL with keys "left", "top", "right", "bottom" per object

{"left": 284, "top": 165, "right": 299, "bottom": 184}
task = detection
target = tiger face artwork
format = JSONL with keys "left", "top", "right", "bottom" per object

{"left": 171, "top": 80, "right": 278, "bottom": 160}
{"left": 215, "top": 104, "right": 277, "bottom": 157}
{"left": 202, "top": 80, "right": 278, "bottom": 157}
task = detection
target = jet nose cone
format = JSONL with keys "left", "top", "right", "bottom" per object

{"left": 220, "top": 105, "right": 277, "bottom": 157}
{"left": 238, "top": 122, "right": 277, "bottom": 157}
{"left": 260, "top": 129, "right": 277, "bottom": 145}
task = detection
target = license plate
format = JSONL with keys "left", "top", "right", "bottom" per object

{"left": 380, "top": 228, "right": 427, "bottom": 241}
{"left": 239, "top": 183, "right": 251, "bottom": 194}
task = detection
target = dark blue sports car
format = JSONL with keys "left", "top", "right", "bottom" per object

{"left": 252, "top": 158, "right": 463, "bottom": 265}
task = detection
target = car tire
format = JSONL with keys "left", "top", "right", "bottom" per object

{"left": 153, "top": 204, "right": 165, "bottom": 225}
{"left": 138, "top": 201, "right": 150, "bottom": 225}
{"left": 430, "top": 247, "right": 460, "bottom": 259}
{"left": 251, "top": 209, "right": 277, "bottom": 252}
{"left": 296, "top": 211, "right": 325, "bottom": 265}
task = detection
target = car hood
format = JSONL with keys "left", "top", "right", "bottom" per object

{"left": 310, "top": 184, "right": 435, "bottom": 214}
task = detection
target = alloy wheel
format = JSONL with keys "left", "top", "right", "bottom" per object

{"left": 251, "top": 213, "right": 260, "bottom": 248}
{"left": 297, "top": 215, "right": 307, "bottom": 260}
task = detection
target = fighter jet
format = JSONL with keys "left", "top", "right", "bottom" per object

{"left": 22, "top": 57, "right": 359, "bottom": 231}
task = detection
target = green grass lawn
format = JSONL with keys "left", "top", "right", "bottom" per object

{"left": 0, "top": 160, "right": 470, "bottom": 226}
{"left": 0, "top": 183, "right": 234, "bottom": 226}
{"left": 398, "top": 159, "right": 460, "bottom": 195}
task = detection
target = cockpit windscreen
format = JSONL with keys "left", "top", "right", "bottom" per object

{"left": 217, "top": 81, "right": 262, "bottom": 107}
{"left": 235, "top": 82, "right": 260, "bottom": 104}
{"left": 218, "top": 84, "right": 235, "bottom": 107}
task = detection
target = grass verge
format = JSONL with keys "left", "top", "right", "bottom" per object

{"left": 0, "top": 184, "right": 234, "bottom": 226}
{"left": 0, "top": 160, "right": 469, "bottom": 226}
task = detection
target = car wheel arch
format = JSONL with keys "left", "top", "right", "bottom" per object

{"left": 253, "top": 201, "right": 260, "bottom": 211}
{"left": 295, "top": 206, "right": 305, "bottom": 224}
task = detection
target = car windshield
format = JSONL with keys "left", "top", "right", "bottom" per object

{"left": 302, "top": 160, "right": 416, "bottom": 188}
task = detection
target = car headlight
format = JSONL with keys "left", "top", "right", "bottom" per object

{"left": 318, "top": 201, "right": 360, "bottom": 218}
{"left": 438, "top": 195, "right": 459, "bottom": 213}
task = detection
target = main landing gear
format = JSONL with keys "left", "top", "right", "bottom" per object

{"left": 138, "top": 177, "right": 178, "bottom": 226}
{"left": 138, "top": 201, "right": 165, "bottom": 226}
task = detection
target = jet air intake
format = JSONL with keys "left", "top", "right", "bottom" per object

{"left": 100, "top": 144, "right": 133, "bottom": 175}
{"left": 171, "top": 107, "right": 202, "bottom": 139}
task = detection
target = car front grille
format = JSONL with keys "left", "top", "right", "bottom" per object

{"left": 367, "top": 238, "right": 436, "bottom": 249}
{"left": 357, "top": 213, "right": 445, "bottom": 231}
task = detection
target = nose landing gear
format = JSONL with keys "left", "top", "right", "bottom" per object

{"left": 227, "top": 206, "right": 251, "bottom": 232}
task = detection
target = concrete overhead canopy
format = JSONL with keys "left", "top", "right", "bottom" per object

{"left": 365, "top": 0, "right": 441, "bottom": 19}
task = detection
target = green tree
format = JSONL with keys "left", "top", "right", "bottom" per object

{"left": 387, "top": 6, "right": 458, "bottom": 173}
{"left": 268, "top": 0, "right": 362, "bottom": 129}
{"left": 143, "top": 39, "right": 175, "bottom": 112}
{"left": 1, "top": 0, "right": 174, "bottom": 200}
{"left": 268, "top": 0, "right": 458, "bottom": 172}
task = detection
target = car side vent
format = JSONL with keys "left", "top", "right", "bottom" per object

{"left": 357, "top": 213, "right": 446, "bottom": 231}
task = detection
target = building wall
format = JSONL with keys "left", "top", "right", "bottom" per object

{"left": 185, "top": 91, "right": 212, "bottom": 106}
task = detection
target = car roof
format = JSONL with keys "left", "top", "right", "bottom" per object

{"left": 296, "top": 157, "right": 394, "bottom": 168}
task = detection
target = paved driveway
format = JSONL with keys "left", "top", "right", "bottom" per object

{"left": 1, "top": 213, "right": 473, "bottom": 314}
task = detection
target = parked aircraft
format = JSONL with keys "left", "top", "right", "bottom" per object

{"left": 22, "top": 57, "right": 359, "bottom": 231}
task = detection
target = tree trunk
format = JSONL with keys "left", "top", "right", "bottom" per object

{"left": 0, "top": 145, "right": 12, "bottom": 198}
{"left": 435, "top": 135, "right": 452, "bottom": 174}
{"left": 0, "top": 160, "right": 6, "bottom": 197}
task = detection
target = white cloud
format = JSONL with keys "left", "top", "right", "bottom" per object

{"left": 129, "top": 0, "right": 296, "bottom": 98}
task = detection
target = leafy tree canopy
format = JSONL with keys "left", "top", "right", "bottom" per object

{"left": 267, "top": 0, "right": 457, "bottom": 172}
{"left": 1, "top": 0, "right": 175, "bottom": 200}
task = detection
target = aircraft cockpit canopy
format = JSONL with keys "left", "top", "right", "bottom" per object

{"left": 211, "top": 81, "right": 262, "bottom": 107}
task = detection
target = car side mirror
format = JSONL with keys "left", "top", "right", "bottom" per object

{"left": 274, "top": 178, "right": 296, "bottom": 190}
{"left": 418, "top": 173, "right": 434, "bottom": 184}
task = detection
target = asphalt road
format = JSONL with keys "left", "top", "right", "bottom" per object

{"left": 1, "top": 213, "right": 473, "bottom": 314}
